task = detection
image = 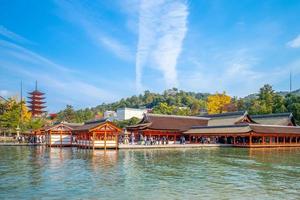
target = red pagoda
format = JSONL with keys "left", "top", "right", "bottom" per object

{"left": 27, "top": 81, "right": 46, "bottom": 117}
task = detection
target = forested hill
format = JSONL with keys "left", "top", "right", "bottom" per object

{"left": 79, "top": 87, "right": 300, "bottom": 115}
{"left": 277, "top": 89, "right": 300, "bottom": 97}
{"left": 244, "top": 88, "right": 300, "bottom": 100}
{"left": 1, "top": 85, "right": 299, "bottom": 132}
{"left": 92, "top": 89, "right": 210, "bottom": 113}
{"left": 55, "top": 86, "right": 300, "bottom": 125}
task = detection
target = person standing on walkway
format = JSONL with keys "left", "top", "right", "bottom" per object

{"left": 130, "top": 133, "right": 135, "bottom": 145}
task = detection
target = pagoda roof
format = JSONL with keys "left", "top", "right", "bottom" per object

{"left": 27, "top": 101, "right": 46, "bottom": 104}
{"left": 28, "top": 96, "right": 45, "bottom": 100}
{"left": 28, "top": 104, "right": 46, "bottom": 107}
{"left": 30, "top": 107, "right": 46, "bottom": 112}
{"left": 28, "top": 90, "right": 45, "bottom": 95}
{"left": 30, "top": 112, "right": 46, "bottom": 115}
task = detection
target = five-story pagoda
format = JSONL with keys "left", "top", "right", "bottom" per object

{"left": 27, "top": 81, "right": 46, "bottom": 117}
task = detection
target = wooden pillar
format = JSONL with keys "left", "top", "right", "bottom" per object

{"left": 60, "top": 129, "right": 62, "bottom": 148}
{"left": 174, "top": 135, "right": 176, "bottom": 144}
{"left": 85, "top": 133, "right": 87, "bottom": 149}
{"left": 233, "top": 137, "right": 236, "bottom": 145}
{"left": 78, "top": 133, "right": 80, "bottom": 148}
{"left": 289, "top": 137, "right": 292, "bottom": 144}
{"left": 277, "top": 136, "right": 279, "bottom": 145}
{"left": 283, "top": 137, "right": 286, "bottom": 144}
{"left": 81, "top": 132, "right": 83, "bottom": 148}
{"left": 115, "top": 131, "right": 118, "bottom": 150}
{"left": 262, "top": 136, "right": 265, "bottom": 145}
{"left": 50, "top": 131, "right": 52, "bottom": 148}
{"left": 249, "top": 135, "right": 252, "bottom": 146}
{"left": 87, "top": 132, "right": 89, "bottom": 149}
{"left": 92, "top": 132, "right": 95, "bottom": 151}
{"left": 189, "top": 135, "right": 192, "bottom": 143}
{"left": 104, "top": 126, "right": 107, "bottom": 151}
{"left": 70, "top": 131, "right": 72, "bottom": 147}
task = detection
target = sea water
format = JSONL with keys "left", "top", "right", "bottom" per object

{"left": 0, "top": 146, "right": 299, "bottom": 200}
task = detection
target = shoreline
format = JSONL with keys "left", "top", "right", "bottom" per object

{"left": 0, "top": 143, "right": 233, "bottom": 148}
{"left": 118, "top": 144, "right": 233, "bottom": 149}
{"left": 0, "top": 143, "right": 43, "bottom": 146}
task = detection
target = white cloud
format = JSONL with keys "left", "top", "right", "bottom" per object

{"left": 179, "top": 49, "right": 267, "bottom": 96}
{"left": 0, "top": 90, "right": 10, "bottom": 97}
{"left": 0, "top": 25, "right": 33, "bottom": 45}
{"left": 136, "top": 0, "right": 188, "bottom": 91}
{"left": 98, "top": 36, "right": 134, "bottom": 61}
{"left": 54, "top": 1, "right": 134, "bottom": 61}
{"left": 0, "top": 39, "right": 72, "bottom": 72}
{"left": 0, "top": 39, "right": 121, "bottom": 111}
{"left": 180, "top": 48, "right": 300, "bottom": 97}
{"left": 287, "top": 34, "right": 300, "bottom": 48}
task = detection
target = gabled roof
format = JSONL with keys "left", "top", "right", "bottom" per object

{"left": 250, "top": 113, "right": 296, "bottom": 126}
{"left": 45, "top": 122, "right": 83, "bottom": 131}
{"left": 126, "top": 113, "right": 209, "bottom": 132}
{"left": 185, "top": 124, "right": 251, "bottom": 134}
{"left": 200, "top": 111, "right": 256, "bottom": 126}
{"left": 73, "top": 119, "right": 108, "bottom": 131}
{"left": 73, "top": 119, "right": 121, "bottom": 132}
{"left": 184, "top": 123, "right": 300, "bottom": 135}
{"left": 249, "top": 124, "right": 300, "bottom": 134}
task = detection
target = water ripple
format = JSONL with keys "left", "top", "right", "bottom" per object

{"left": 0, "top": 147, "right": 300, "bottom": 200}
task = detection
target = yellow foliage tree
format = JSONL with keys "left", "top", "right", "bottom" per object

{"left": 21, "top": 100, "right": 31, "bottom": 124}
{"left": 0, "top": 98, "right": 31, "bottom": 131}
{"left": 207, "top": 92, "right": 231, "bottom": 114}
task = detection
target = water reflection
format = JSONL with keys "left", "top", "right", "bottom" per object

{"left": 0, "top": 146, "right": 300, "bottom": 200}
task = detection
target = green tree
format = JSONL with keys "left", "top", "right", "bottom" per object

{"left": 285, "top": 94, "right": 300, "bottom": 124}
{"left": 272, "top": 94, "right": 287, "bottom": 113}
{"left": 288, "top": 103, "right": 300, "bottom": 124}
{"left": 258, "top": 84, "right": 274, "bottom": 113}
{"left": 237, "top": 98, "right": 246, "bottom": 111}
{"left": 57, "top": 105, "right": 77, "bottom": 122}
{"left": 26, "top": 118, "right": 46, "bottom": 130}
{"left": 113, "top": 117, "right": 140, "bottom": 128}
{"left": 0, "top": 98, "right": 32, "bottom": 133}
{"left": 152, "top": 102, "right": 174, "bottom": 115}
{"left": 191, "top": 100, "right": 201, "bottom": 115}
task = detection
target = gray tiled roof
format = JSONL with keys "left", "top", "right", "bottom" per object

{"left": 184, "top": 124, "right": 300, "bottom": 135}
{"left": 126, "top": 113, "right": 209, "bottom": 131}
{"left": 250, "top": 113, "right": 296, "bottom": 126}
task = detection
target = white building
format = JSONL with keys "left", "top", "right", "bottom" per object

{"left": 103, "top": 110, "right": 117, "bottom": 120}
{"left": 115, "top": 107, "right": 148, "bottom": 121}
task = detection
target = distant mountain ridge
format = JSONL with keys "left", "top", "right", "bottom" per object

{"left": 277, "top": 89, "right": 300, "bottom": 96}
{"left": 244, "top": 88, "right": 300, "bottom": 100}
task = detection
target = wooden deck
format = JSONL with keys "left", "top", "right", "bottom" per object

{"left": 119, "top": 144, "right": 233, "bottom": 149}
{"left": 0, "top": 143, "right": 44, "bottom": 146}
{"left": 234, "top": 143, "right": 300, "bottom": 148}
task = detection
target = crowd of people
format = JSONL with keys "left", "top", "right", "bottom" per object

{"left": 15, "top": 135, "right": 45, "bottom": 144}
{"left": 119, "top": 134, "right": 187, "bottom": 145}
{"left": 119, "top": 134, "right": 233, "bottom": 145}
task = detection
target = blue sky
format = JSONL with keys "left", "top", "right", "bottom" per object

{"left": 0, "top": 0, "right": 300, "bottom": 112}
